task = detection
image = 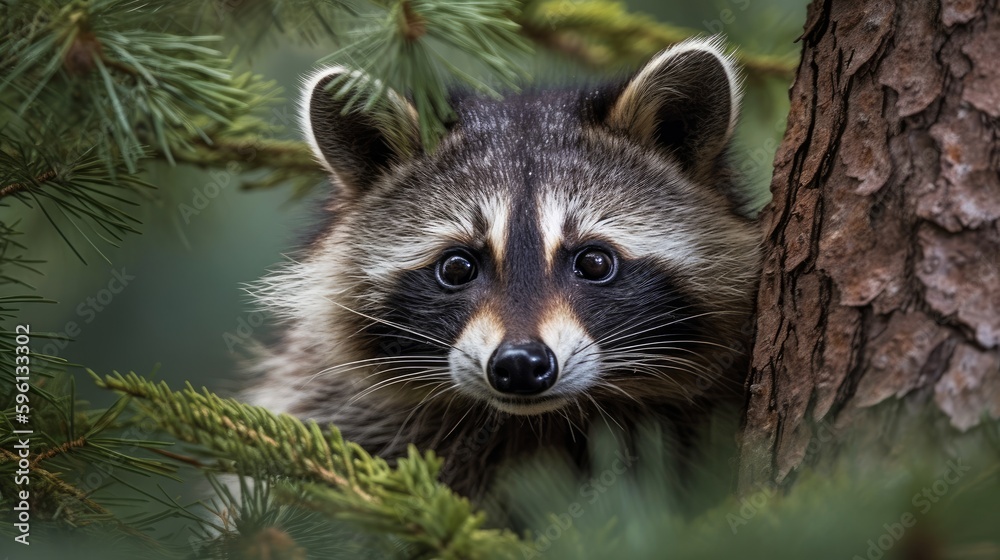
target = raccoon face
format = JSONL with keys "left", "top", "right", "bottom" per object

{"left": 286, "top": 38, "right": 761, "bottom": 418}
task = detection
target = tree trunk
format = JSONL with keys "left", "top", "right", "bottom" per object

{"left": 740, "top": 0, "right": 1000, "bottom": 489}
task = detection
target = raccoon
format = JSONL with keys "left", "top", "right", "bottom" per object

{"left": 246, "top": 37, "right": 762, "bottom": 500}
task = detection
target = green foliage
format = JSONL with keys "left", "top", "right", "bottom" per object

{"left": 0, "top": 131, "right": 153, "bottom": 262}
{"left": 319, "top": 0, "right": 532, "bottom": 148}
{"left": 499, "top": 421, "right": 1000, "bottom": 560}
{"left": 520, "top": 0, "right": 797, "bottom": 76}
{"left": 95, "top": 371, "right": 526, "bottom": 558}
{"left": 0, "top": 371, "right": 183, "bottom": 555}
{"left": 32, "top": 372, "right": 1000, "bottom": 559}
{"left": 0, "top": 0, "right": 802, "bottom": 557}
{"left": 3, "top": 1, "right": 256, "bottom": 169}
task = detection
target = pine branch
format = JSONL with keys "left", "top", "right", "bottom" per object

{"left": 0, "top": 448, "right": 111, "bottom": 518}
{"left": 519, "top": 0, "right": 797, "bottom": 77}
{"left": 154, "top": 136, "right": 324, "bottom": 193}
{"left": 94, "top": 371, "right": 526, "bottom": 559}
{"left": 185, "top": 0, "right": 353, "bottom": 46}
{"left": 0, "top": 135, "right": 153, "bottom": 262}
{"left": 0, "top": 372, "right": 183, "bottom": 554}
{"left": 0, "top": 221, "right": 46, "bottom": 286}
{"left": 320, "top": 0, "right": 532, "bottom": 148}
{"left": 0, "top": 169, "right": 58, "bottom": 199}
{"left": 1, "top": 1, "right": 278, "bottom": 171}
{"left": 194, "top": 474, "right": 369, "bottom": 560}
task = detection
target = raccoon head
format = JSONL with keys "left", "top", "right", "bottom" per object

{"left": 279, "top": 37, "right": 761, "bottom": 419}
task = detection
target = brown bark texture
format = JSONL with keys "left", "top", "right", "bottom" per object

{"left": 740, "top": 0, "right": 1000, "bottom": 489}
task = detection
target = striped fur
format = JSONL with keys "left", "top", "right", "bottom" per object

{"left": 245, "top": 37, "right": 762, "bottom": 500}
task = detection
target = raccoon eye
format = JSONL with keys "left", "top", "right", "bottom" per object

{"left": 574, "top": 248, "right": 616, "bottom": 282}
{"left": 436, "top": 250, "right": 478, "bottom": 288}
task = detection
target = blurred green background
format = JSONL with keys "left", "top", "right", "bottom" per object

{"left": 12, "top": 0, "right": 808, "bottom": 406}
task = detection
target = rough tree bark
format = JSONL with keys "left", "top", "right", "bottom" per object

{"left": 740, "top": 0, "right": 1000, "bottom": 489}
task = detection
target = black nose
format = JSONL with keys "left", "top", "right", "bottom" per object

{"left": 487, "top": 340, "right": 558, "bottom": 395}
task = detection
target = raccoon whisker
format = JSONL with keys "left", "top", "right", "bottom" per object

{"left": 605, "top": 362, "right": 715, "bottom": 383}
{"left": 350, "top": 376, "right": 452, "bottom": 406}
{"left": 345, "top": 325, "right": 455, "bottom": 354}
{"left": 364, "top": 331, "right": 457, "bottom": 353}
{"left": 594, "top": 304, "right": 725, "bottom": 342}
{"left": 601, "top": 356, "right": 719, "bottom": 385}
{"left": 599, "top": 347, "right": 711, "bottom": 365}
{"left": 591, "top": 309, "right": 736, "bottom": 351}
{"left": 621, "top": 358, "right": 692, "bottom": 379}
{"left": 525, "top": 413, "right": 542, "bottom": 443}
{"left": 607, "top": 370, "right": 700, "bottom": 402}
{"left": 591, "top": 380, "right": 643, "bottom": 405}
{"left": 602, "top": 350, "right": 715, "bottom": 365}
{"left": 351, "top": 358, "right": 451, "bottom": 377}
{"left": 556, "top": 407, "right": 583, "bottom": 442}
{"left": 435, "top": 391, "right": 463, "bottom": 429}
{"left": 582, "top": 311, "right": 705, "bottom": 354}
{"left": 572, "top": 398, "right": 587, "bottom": 424}
{"left": 356, "top": 366, "right": 451, "bottom": 387}
{"left": 349, "top": 368, "right": 452, "bottom": 404}
{"left": 618, "top": 308, "right": 741, "bottom": 341}
{"left": 596, "top": 326, "right": 712, "bottom": 349}
{"left": 582, "top": 309, "right": 689, "bottom": 352}
{"left": 389, "top": 381, "right": 458, "bottom": 451}
{"left": 302, "top": 362, "right": 411, "bottom": 390}
{"left": 641, "top": 338, "right": 742, "bottom": 353}
{"left": 583, "top": 392, "right": 626, "bottom": 437}
{"left": 307, "top": 355, "right": 448, "bottom": 377}
{"left": 604, "top": 362, "right": 678, "bottom": 381}
{"left": 602, "top": 337, "right": 741, "bottom": 355}
{"left": 322, "top": 297, "right": 468, "bottom": 356}
{"left": 602, "top": 331, "right": 741, "bottom": 352}
{"left": 561, "top": 338, "right": 590, "bottom": 372}
{"left": 354, "top": 365, "right": 452, "bottom": 388}
{"left": 486, "top": 407, "right": 504, "bottom": 433}
{"left": 416, "top": 383, "right": 472, "bottom": 447}
{"left": 415, "top": 382, "right": 472, "bottom": 437}
{"left": 439, "top": 400, "right": 476, "bottom": 444}
{"left": 352, "top": 358, "right": 451, "bottom": 381}
{"left": 606, "top": 355, "right": 717, "bottom": 379}
{"left": 301, "top": 356, "right": 448, "bottom": 387}
{"left": 595, "top": 344, "right": 690, "bottom": 356}
{"left": 600, "top": 350, "right": 710, "bottom": 366}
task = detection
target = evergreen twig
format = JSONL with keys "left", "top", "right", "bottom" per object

{"left": 519, "top": 0, "right": 797, "bottom": 76}
{"left": 95, "top": 371, "right": 527, "bottom": 559}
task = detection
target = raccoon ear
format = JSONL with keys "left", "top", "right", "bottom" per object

{"left": 606, "top": 37, "right": 741, "bottom": 173}
{"left": 302, "top": 67, "right": 421, "bottom": 197}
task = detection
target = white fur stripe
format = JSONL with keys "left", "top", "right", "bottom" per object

{"left": 483, "top": 195, "right": 511, "bottom": 266}
{"left": 537, "top": 191, "right": 705, "bottom": 269}
{"left": 450, "top": 307, "right": 505, "bottom": 384}
{"left": 537, "top": 301, "right": 598, "bottom": 396}
{"left": 538, "top": 191, "right": 566, "bottom": 270}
